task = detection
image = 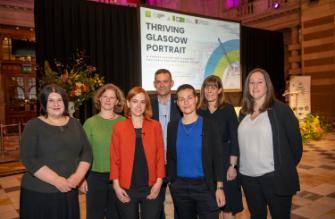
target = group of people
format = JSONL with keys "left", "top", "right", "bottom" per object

{"left": 19, "top": 67, "right": 302, "bottom": 219}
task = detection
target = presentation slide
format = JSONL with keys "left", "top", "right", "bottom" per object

{"left": 140, "top": 6, "right": 241, "bottom": 91}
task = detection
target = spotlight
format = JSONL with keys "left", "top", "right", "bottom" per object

{"left": 273, "top": 2, "right": 280, "bottom": 9}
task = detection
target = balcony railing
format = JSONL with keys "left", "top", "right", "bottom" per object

{"left": 221, "top": 0, "right": 299, "bottom": 21}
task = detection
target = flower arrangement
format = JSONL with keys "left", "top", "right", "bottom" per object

{"left": 39, "top": 51, "right": 104, "bottom": 109}
{"left": 299, "top": 114, "right": 330, "bottom": 143}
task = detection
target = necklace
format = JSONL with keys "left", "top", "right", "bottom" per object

{"left": 181, "top": 118, "right": 198, "bottom": 136}
{"left": 99, "top": 112, "right": 117, "bottom": 120}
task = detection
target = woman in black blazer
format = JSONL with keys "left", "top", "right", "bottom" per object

{"left": 198, "top": 75, "right": 243, "bottom": 219}
{"left": 167, "top": 84, "right": 225, "bottom": 219}
{"left": 238, "top": 68, "right": 303, "bottom": 219}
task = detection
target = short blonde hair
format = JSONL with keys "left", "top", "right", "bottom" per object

{"left": 93, "top": 83, "right": 125, "bottom": 113}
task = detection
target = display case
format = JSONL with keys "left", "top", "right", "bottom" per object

{"left": 1, "top": 60, "right": 37, "bottom": 124}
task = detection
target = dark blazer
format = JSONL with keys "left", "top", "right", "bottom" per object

{"left": 198, "top": 104, "right": 240, "bottom": 183}
{"left": 166, "top": 117, "right": 224, "bottom": 191}
{"left": 239, "top": 100, "right": 303, "bottom": 195}
{"left": 151, "top": 95, "right": 180, "bottom": 122}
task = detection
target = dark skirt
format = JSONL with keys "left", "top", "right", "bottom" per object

{"left": 222, "top": 177, "right": 244, "bottom": 214}
{"left": 20, "top": 187, "right": 80, "bottom": 219}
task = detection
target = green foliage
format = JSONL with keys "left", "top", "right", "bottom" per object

{"left": 299, "top": 114, "right": 330, "bottom": 143}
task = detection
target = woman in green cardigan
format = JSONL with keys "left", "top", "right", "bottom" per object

{"left": 82, "top": 83, "right": 126, "bottom": 219}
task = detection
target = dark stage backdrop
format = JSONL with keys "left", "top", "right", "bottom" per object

{"left": 35, "top": 0, "right": 285, "bottom": 120}
{"left": 35, "top": 0, "right": 140, "bottom": 121}
{"left": 241, "top": 26, "right": 285, "bottom": 99}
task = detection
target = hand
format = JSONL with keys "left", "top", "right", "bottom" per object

{"left": 113, "top": 184, "right": 130, "bottom": 203}
{"left": 78, "top": 179, "right": 88, "bottom": 194}
{"left": 67, "top": 173, "right": 82, "bottom": 189}
{"left": 54, "top": 176, "right": 72, "bottom": 193}
{"left": 227, "top": 166, "right": 237, "bottom": 181}
{"left": 147, "top": 182, "right": 162, "bottom": 200}
{"left": 215, "top": 189, "right": 225, "bottom": 208}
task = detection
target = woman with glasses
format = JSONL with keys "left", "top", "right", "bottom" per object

{"left": 198, "top": 75, "right": 243, "bottom": 219}
{"left": 83, "top": 83, "right": 126, "bottom": 219}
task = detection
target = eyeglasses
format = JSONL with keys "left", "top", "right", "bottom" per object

{"left": 101, "top": 96, "right": 116, "bottom": 100}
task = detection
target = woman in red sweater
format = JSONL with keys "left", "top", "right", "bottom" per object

{"left": 110, "top": 86, "right": 165, "bottom": 219}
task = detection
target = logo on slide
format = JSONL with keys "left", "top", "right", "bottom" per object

{"left": 145, "top": 11, "right": 151, "bottom": 17}
{"left": 204, "top": 39, "right": 240, "bottom": 85}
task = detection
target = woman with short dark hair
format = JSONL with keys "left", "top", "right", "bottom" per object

{"left": 167, "top": 84, "right": 225, "bottom": 219}
{"left": 20, "top": 84, "right": 92, "bottom": 219}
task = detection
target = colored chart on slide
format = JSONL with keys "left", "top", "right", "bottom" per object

{"left": 204, "top": 39, "right": 240, "bottom": 89}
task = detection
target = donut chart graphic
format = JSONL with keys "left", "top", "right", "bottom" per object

{"left": 204, "top": 39, "right": 240, "bottom": 79}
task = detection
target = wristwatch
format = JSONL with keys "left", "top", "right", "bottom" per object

{"left": 217, "top": 186, "right": 224, "bottom": 190}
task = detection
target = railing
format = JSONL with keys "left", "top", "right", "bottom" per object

{"left": 0, "top": 123, "right": 24, "bottom": 163}
{"left": 221, "top": 0, "right": 298, "bottom": 20}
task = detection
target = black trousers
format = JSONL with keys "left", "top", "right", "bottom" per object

{"left": 116, "top": 186, "right": 163, "bottom": 219}
{"left": 240, "top": 172, "right": 293, "bottom": 219}
{"left": 169, "top": 178, "right": 219, "bottom": 219}
{"left": 159, "top": 181, "right": 179, "bottom": 219}
{"left": 86, "top": 171, "right": 119, "bottom": 219}
{"left": 159, "top": 182, "right": 167, "bottom": 219}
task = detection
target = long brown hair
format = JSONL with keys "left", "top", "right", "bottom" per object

{"left": 240, "top": 68, "right": 275, "bottom": 115}
{"left": 124, "top": 86, "right": 152, "bottom": 119}
{"left": 199, "top": 75, "right": 225, "bottom": 110}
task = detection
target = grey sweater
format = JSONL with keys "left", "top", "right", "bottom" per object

{"left": 20, "top": 117, "right": 92, "bottom": 193}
